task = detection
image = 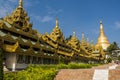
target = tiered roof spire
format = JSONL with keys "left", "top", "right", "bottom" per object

{"left": 67, "top": 32, "right": 80, "bottom": 50}
{"left": 49, "top": 18, "right": 64, "bottom": 42}
{"left": 3, "top": 0, "right": 33, "bottom": 32}
{"left": 81, "top": 32, "right": 86, "bottom": 44}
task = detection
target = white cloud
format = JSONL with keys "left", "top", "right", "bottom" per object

{"left": 42, "top": 16, "right": 53, "bottom": 22}
{"left": 32, "top": 6, "right": 63, "bottom": 23}
{"left": 31, "top": 15, "right": 42, "bottom": 22}
{"left": 46, "top": 6, "right": 63, "bottom": 15}
{"left": 31, "top": 14, "right": 53, "bottom": 23}
{"left": 0, "top": 0, "right": 31, "bottom": 18}
{"left": 0, "top": 1, "right": 61, "bottom": 23}
{"left": 0, "top": 3, "right": 13, "bottom": 17}
{"left": 115, "top": 21, "right": 120, "bottom": 29}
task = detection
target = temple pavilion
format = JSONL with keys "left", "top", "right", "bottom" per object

{"left": 0, "top": 0, "right": 109, "bottom": 70}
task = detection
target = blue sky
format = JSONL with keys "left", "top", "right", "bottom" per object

{"left": 0, "top": 0, "right": 120, "bottom": 46}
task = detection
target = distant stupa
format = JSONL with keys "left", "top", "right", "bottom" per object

{"left": 96, "top": 21, "right": 110, "bottom": 50}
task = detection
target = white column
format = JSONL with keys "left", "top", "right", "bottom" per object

{"left": 12, "top": 63, "right": 15, "bottom": 71}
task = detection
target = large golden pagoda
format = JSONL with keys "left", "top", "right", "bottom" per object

{"left": 96, "top": 21, "right": 110, "bottom": 50}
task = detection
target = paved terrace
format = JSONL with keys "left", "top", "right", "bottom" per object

{"left": 54, "top": 63, "right": 120, "bottom": 80}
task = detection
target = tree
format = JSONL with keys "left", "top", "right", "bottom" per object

{"left": 107, "top": 58, "right": 112, "bottom": 63}
{"left": 66, "top": 35, "right": 72, "bottom": 42}
{"left": 107, "top": 42, "right": 119, "bottom": 54}
{"left": 118, "top": 55, "right": 120, "bottom": 61}
{"left": 0, "top": 48, "right": 3, "bottom": 80}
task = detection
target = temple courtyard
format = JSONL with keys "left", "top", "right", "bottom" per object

{"left": 55, "top": 63, "right": 120, "bottom": 80}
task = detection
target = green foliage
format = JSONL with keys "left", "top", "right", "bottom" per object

{"left": 4, "top": 67, "right": 57, "bottom": 80}
{"left": 68, "top": 62, "right": 92, "bottom": 69}
{"left": 57, "top": 63, "right": 68, "bottom": 69}
{"left": 66, "top": 35, "right": 72, "bottom": 42}
{"left": 4, "top": 63, "right": 97, "bottom": 80}
{"left": 107, "top": 42, "right": 119, "bottom": 54}
{"left": 4, "top": 72, "right": 17, "bottom": 80}
{"left": 91, "top": 64, "right": 99, "bottom": 66}
{"left": 0, "top": 48, "right": 3, "bottom": 80}
{"left": 118, "top": 55, "right": 120, "bottom": 61}
{"left": 107, "top": 58, "right": 112, "bottom": 63}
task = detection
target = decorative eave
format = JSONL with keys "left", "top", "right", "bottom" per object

{"left": 3, "top": 32, "right": 16, "bottom": 42}
{"left": 57, "top": 50, "right": 72, "bottom": 57}
{"left": 3, "top": 42, "right": 19, "bottom": 53}
{"left": 33, "top": 40, "right": 41, "bottom": 48}
{"left": 42, "top": 34, "right": 58, "bottom": 48}
{"left": 0, "top": 20, "right": 38, "bottom": 41}
{"left": 25, "top": 46, "right": 35, "bottom": 55}
{"left": 16, "top": 36, "right": 25, "bottom": 44}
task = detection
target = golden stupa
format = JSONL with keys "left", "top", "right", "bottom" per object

{"left": 96, "top": 21, "right": 110, "bottom": 50}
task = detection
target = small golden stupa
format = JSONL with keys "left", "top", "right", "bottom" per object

{"left": 96, "top": 21, "right": 110, "bottom": 50}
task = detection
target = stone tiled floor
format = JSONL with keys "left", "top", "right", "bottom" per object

{"left": 55, "top": 69, "right": 94, "bottom": 80}
{"left": 55, "top": 63, "right": 120, "bottom": 80}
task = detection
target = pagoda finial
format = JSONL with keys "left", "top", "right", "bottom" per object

{"left": 73, "top": 31, "right": 76, "bottom": 36}
{"left": 19, "top": 0, "right": 23, "bottom": 8}
{"left": 81, "top": 32, "right": 85, "bottom": 42}
{"left": 100, "top": 20, "right": 103, "bottom": 29}
{"left": 100, "top": 20, "right": 104, "bottom": 35}
{"left": 81, "top": 32, "right": 86, "bottom": 46}
{"left": 82, "top": 32, "right": 84, "bottom": 39}
{"left": 56, "top": 17, "right": 59, "bottom": 28}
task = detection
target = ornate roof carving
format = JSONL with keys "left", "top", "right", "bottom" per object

{"left": 4, "top": 0, "right": 32, "bottom": 32}
{"left": 81, "top": 33, "right": 87, "bottom": 47}
{"left": 49, "top": 18, "right": 65, "bottom": 42}
{"left": 67, "top": 32, "right": 80, "bottom": 50}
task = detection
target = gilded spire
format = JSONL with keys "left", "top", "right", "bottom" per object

{"left": 100, "top": 20, "right": 104, "bottom": 36}
{"left": 81, "top": 32, "right": 86, "bottom": 45}
{"left": 72, "top": 31, "right": 77, "bottom": 41}
{"left": 19, "top": 0, "right": 23, "bottom": 8}
{"left": 96, "top": 21, "right": 110, "bottom": 50}
{"left": 56, "top": 17, "right": 59, "bottom": 28}
{"left": 82, "top": 32, "right": 85, "bottom": 41}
